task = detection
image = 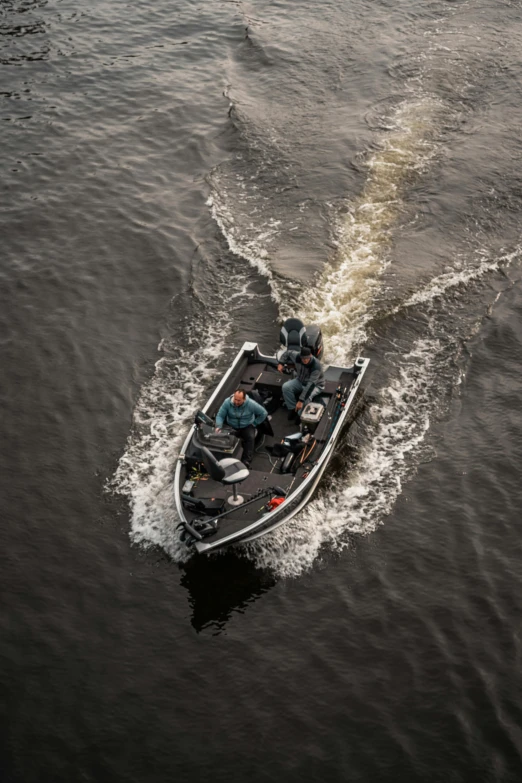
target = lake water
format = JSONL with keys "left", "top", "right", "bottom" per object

{"left": 2, "top": 1, "right": 522, "bottom": 780}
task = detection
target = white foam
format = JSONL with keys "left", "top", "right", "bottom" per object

{"left": 394, "top": 249, "right": 520, "bottom": 314}
{"left": 111, "top": 93, "right": 515, "bottom": 573}
{"left": 247, "top": 247, "right": 521, "bottom": 577}
{"left": 207, "top": 190, "right": 282, "bottom": 301}
{"left": 294, "top": 98, "right": 443, "bottom": 366}
{"left": 245, "top": 337, "right": 439, "bottom": 577}
{"left": 110, "top": 267, "right": 256, "bottom": 560}
{"left": 111, "top": 98, "right": 444, "bottom": 565}
{"left": 111, "top": 333, "right": 226, "bottom": 561}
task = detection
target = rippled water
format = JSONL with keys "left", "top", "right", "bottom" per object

{"left": 2, "top": 0, "right": 522, "bottom": 781}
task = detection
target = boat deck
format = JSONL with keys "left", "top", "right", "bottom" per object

{"left": 178, "top": 359, "right": 357, "bottom": 546}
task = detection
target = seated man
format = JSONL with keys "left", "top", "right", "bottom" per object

{"left": 215, "top": 388, "right": 267, "bottom": 468}
{"left": 277, "top": 346, "right": 325, "bottom": 420}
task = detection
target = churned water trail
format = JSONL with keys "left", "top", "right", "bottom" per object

{"left": 246, "top": 245, "right": 521, "bottom": 577}
{"left": 110, "top": 2, "right": 522, "bottom": 580}
{"left": 290, "top": 99, "right": 443, "bottom": 362}
{"left": 113, "top": 96, "right": 444, "bottom": 561}
{"left": 240, "top": 86, "right": 522, "bottom": 575}
{"left": 110, "top": 263, "right": 264, "bottom": 559}
{"left": 112, "top": 91, "right": 520, "bottom": 574}
{"left": 239, "top": 99, "right": 448, "bottom": 575}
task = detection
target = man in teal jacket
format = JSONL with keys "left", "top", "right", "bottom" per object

{"left": 215, "top": 388, "right": 267, "bottom": 468}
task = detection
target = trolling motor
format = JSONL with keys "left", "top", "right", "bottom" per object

{"left": 178, "top": 485, "right": 288, "bottom": 548}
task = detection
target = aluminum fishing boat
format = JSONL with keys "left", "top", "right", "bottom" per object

{"left": 174, "top": 318, "right": 369, "bottom": 554}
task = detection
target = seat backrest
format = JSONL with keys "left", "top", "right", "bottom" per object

{"left": 200, "top": 446, "right": 226, "bottom": 482}
{"left": 280, "top": 317, "right": 308, "bottom": 351}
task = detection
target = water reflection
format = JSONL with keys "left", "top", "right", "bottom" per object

{"left": 0, "top": 0, "right": 49, "bottom": 67}
{"left": 180, "top": 552, "right": 276, "bottom": 634}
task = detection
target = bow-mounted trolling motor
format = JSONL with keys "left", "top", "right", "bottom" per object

{"left": 279, "top": 317, "right": 323, "bottom": 359}
{"left": 178, "top": 485, "right": 288, "bottom": 548}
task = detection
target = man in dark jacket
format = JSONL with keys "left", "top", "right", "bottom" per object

{"left": 277, "top": 346, "right": 325, "bottom": 420}
{"left": 215, "top": 388, "right": 267, "bottom": 468}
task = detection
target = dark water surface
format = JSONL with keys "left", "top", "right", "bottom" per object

{"left": 2, "top": 0, "right": 522, "bottom": 780}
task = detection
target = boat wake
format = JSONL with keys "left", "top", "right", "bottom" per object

{"left": 111, "top": 87, "right": 520, "bottom": 576}
{"left": 211, "top": 95, "right": 519, "bottom": 575}
{"left": 244, "top": 248, "right": 520, "bottom": 577}
{"left": 245, "top": 336, "right": 438, "bottom": 576}
{"left": 109, "top": 257, "right": 268, "bottom": 561}
{"left": 289, "top": 98, "right": 443, "bottom": 362}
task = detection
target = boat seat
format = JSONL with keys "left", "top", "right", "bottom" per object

{"left": 200, "top": 446, "right": 250, "bottom": 506}
{"left": 280, "top": 317, "right": 308, "bottom": 351}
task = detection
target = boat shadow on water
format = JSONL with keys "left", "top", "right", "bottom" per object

{"left": 179, "top": 553, "right": 276, "bottom": 634}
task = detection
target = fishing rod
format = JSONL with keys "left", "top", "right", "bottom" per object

{"left": 324, "top": 385, "right": 348, "bottom": 441}
{"left": 299, "top": 386, "right": 348, "bottom": 477}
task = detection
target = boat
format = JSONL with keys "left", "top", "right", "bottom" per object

{"left": 174, "top": 317, "right": 369, "bottom": 554}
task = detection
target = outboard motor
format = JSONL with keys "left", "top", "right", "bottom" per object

{"left": 279, "top": 317, "right": 323, "bottom": 358}
{"left": 304, "top": 324, "right": 323, "bottom": 358}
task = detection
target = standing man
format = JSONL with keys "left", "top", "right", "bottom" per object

{"left": 278, "top": 346, "right": 325, "bottom": 420}
{"left": 215, "top": 388, "right": 267, "bottom": 468}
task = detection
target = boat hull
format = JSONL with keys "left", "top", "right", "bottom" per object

{"left": 174, "top": 343, "right": 369, "bottom": 554}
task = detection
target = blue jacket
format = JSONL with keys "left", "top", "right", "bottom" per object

{"left": 216, "top": 395, "right": 267, "bottom": 430}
